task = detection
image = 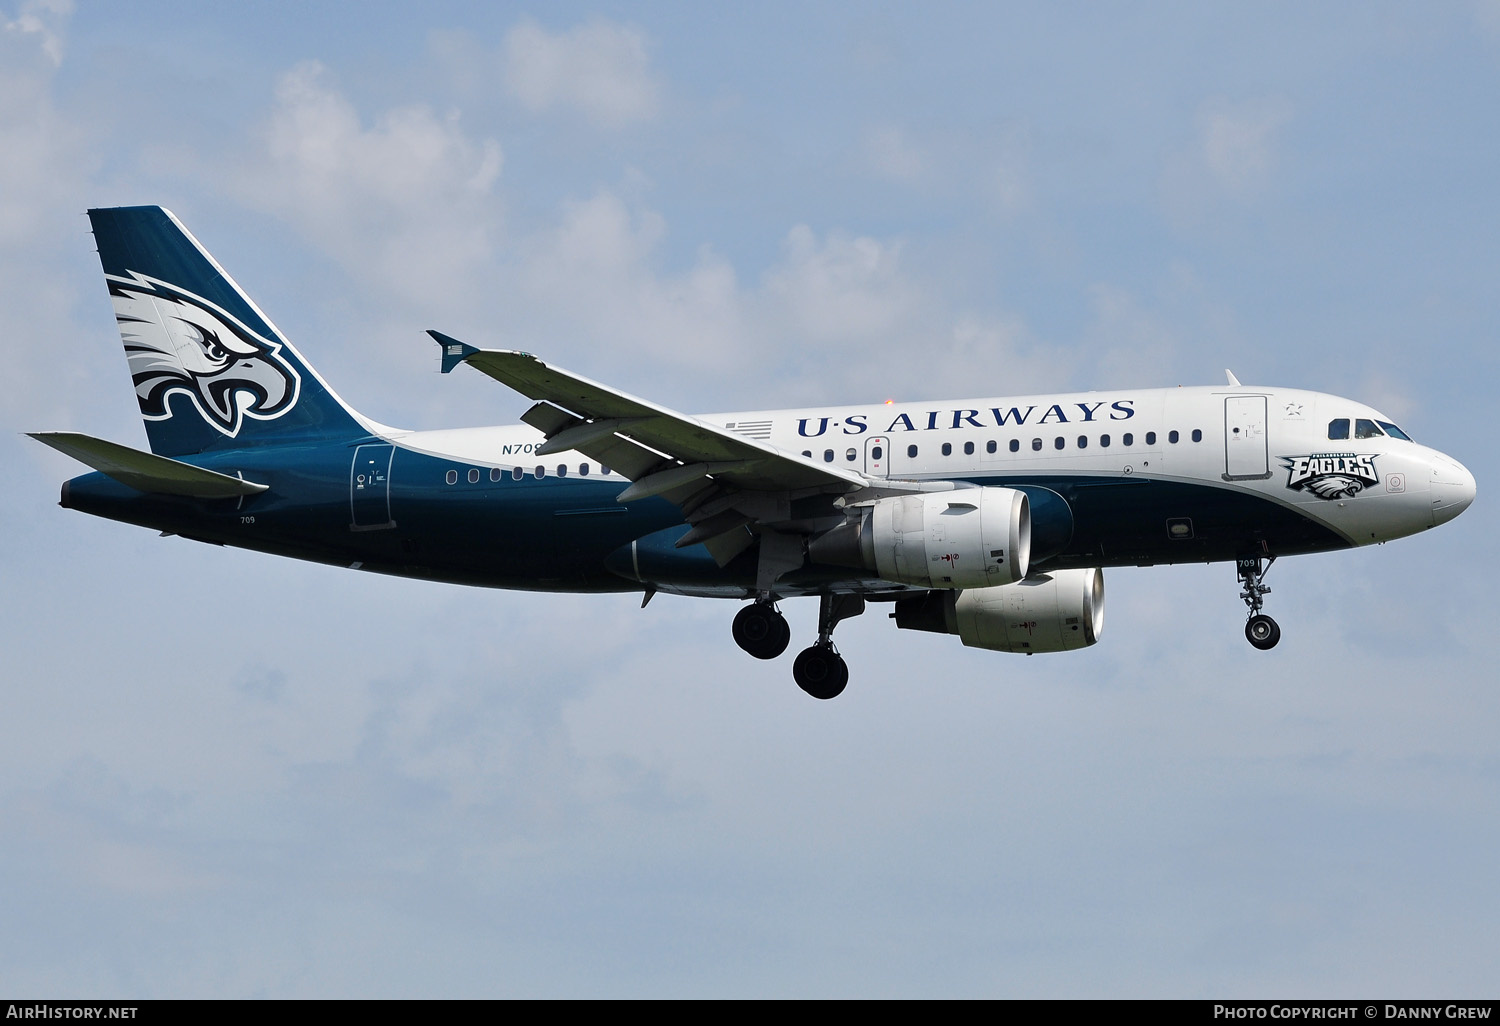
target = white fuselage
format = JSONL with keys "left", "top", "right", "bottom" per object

{"left": 393, "top": 383, "right": 1474, "bottom": 551}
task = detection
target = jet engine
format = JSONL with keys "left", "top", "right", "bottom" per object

{"left": 891, "top": 567, "right": 1104, "bottom": 654}
{"left": 808, "top": 487, "right": 1030, "bottom": 589}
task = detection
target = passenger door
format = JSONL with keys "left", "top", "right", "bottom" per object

{"left": 1224, "top": 396, "right": 1269, "bottom": 480}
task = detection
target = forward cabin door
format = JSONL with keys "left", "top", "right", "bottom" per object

{"left": 1224, "top": 396, "right": 1270, "bottom": 480}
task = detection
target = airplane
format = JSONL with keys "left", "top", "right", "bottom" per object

{"left": 31, "top": 206, "right": 1476, "bottom": 699}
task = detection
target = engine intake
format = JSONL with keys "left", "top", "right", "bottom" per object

{"left": 808, "top": 487, "right": 1030, "bottom": 589}
{"left": 892, "top": 567, "right": 1105, "bottom": 654}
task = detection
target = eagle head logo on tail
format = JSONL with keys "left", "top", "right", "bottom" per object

{"left": 107, "top": 270, "right": 301, "bottom": 437}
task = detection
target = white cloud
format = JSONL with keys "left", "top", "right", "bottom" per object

{"left": 503, "top": 17, "right": 660, "bottom": 127}
{"left": 518, "top": 189, "right": 745, "bottom": 380}
{"left": 987, "top": 126, "right": 1032, "bottom": 217}
{"left": 235, "top": 61, "right": 503, "bottom": 309}
{"left": 3, "top": 0, "right": 72, "bottom": 66}
{"left": 752, "top": 226, "right": 1060, "bottom": 404}
{"left": 944, "top": 313, "right": 1058, "bottom": 396}
{"left": 0, "top": 0, "right": 82, "bottom": 243}
{"left": 859, "top": 122, "right": 1031, "bottom": 217}
{"left": 864, "top": 125, "right": 927, "bottom": 184}
{"left": 1160, "top": 96, "right": 1293, "bottom": 227}
{"left": 0, "top": 2, "right": 104, "bottom": 437}
{"left": 1081, "top": 284, "right": 1186, "bottom": 389}
{"left": 762, "top": 225, "right": 919, "bottom": 346}
{"left": 1477, "top": 0, "right": 1500, "bottom": 37}
{"left": 1196, "top": 96, "right": 1293, "bottom": 196}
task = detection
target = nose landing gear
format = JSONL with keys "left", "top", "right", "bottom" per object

{"left": 1237, "top": 554, "right": 1280, "bottom": 650}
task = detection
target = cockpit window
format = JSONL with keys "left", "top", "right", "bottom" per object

{"left": 1327, "top": 418, "right": 1349, "bottom": 440}
{"left": 1355, "top": 418, "right": 1384, "bottom": 439}
{"left": 1378, "top": 421, "right": 1412, "bottom": 441}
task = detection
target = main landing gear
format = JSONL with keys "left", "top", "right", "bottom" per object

{"left": 1236, "top": 553, "right": 1281, "bottom": 650}
{"left": 733, "top": 594, "right": 864, "bottom": 699}
{"left": 732, "top": 601, "right": 790, "bottom": 660}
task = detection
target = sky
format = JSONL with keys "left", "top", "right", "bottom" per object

{"left": 2, "top": 0, "right": 1498, "bottom": 998}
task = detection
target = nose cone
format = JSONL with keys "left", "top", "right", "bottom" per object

{"left": 1430, "top": 454, "right": 1476, "bottom": 526}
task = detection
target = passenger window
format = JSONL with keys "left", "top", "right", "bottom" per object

{"left": 445, "top": 470, "right": 458, "bottom": 485}
{"left": 986, "top": 440, "right": 997, "bottom": 454}
{"left": 1054, "top": 437, "right": 1064, "bottom": 450}
{"left": 1146, "top": 431, "right": 1157, "bottom": 445}
{"left": 1123, "top": 433, "right": 1133, "bottom": 446}
{"left": 1032, "top": 438, "right": 1042, "bottom": 452}
{"left": 802, "top": 450, "right": 812, "bottom": 458}
{"left": 1327, "top": 419, "right": 1350, "bottom": 440}
{"left": 490, "top": 468, "right": 502, "bottom": 482}
{"left": 1168, "top": 430, "right": 1179, "bottom": 444}
{"left": 467, "top": 468, "right": 480, "bottom": 483}
{"left": 512, "top": 467, "right": 524, "bottom": 481}
{"left": 579, "top": 463, "right": 589, "bottom": 476}
{"left": 1077, "top": 435, "right": 1087, "bottom": 449}
{"left": 872, "top": 445, "right": 884, "bottom": 460}
{"left": 600, "top": 466, "right": 611, "bottom": 476}
{"left": 845, "top": 448, "right": 857, "bottom": 461}
{"left": 941, "top": 442, "right": 952, "bottom": 456}
{"left": 1355, "top": 419, "right": 1383, "bottom": 439}
{"left": 1009, "top": 439, "right": 1019, "bottom": 452}
{"left": 908, "top": 444, "right": 918, "bottom": 458}
{"left": 535, "top": 465, "right": 546, "bottom": 479}
{"left": 823, "top": 449, "right": 834, "bottom": 462}
{"left": 557, "top": 464, "right": 567, "bottom": 478}
{"left": 1100, "top": 434, "right": 1111, "bottom": 448}
{"left": 964, "top": 441, "right": 974, "bottom": 456}
{"left": 1191, "top": 429, "right": 1202, "bottom": 442}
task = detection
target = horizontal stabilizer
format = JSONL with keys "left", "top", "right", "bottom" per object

{"left": 29, "top": 432, "right": 268, "bottom": 498}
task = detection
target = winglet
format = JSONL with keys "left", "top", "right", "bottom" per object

{"left": 429, "top": 330, "right": 481, "bottom": 374}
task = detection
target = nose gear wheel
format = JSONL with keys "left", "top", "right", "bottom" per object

{"left": 1236, "top": 553, "right": 1280, "bottom": 650}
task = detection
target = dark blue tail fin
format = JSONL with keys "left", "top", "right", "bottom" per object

{"left": 89, "top": 206, "right": 367, "bottom": 456}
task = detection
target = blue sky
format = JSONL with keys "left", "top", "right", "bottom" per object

{"left": 2, "top": 1, "right": 1497, "bottom": 997}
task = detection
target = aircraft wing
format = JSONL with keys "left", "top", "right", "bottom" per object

{"left": 430, "top": 332, "right": 925, "bottom": 562}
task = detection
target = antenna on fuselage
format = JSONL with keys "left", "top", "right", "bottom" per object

{"left": 1225, "top": 369, "right": 1242, "bottom": 387}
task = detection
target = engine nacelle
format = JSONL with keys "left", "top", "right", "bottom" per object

{"left": 892, "top": 567, "right": 1105, "bottom": 654}
{"left": 809, "top": 487, "right": 1030, "bottom": 589}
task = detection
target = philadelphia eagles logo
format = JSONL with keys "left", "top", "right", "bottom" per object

{"left": 107, "top": 270, "right": 301, "bottom": 437}
{"left": 1281, "top": 452, "right": 1379, "bottom": 500}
